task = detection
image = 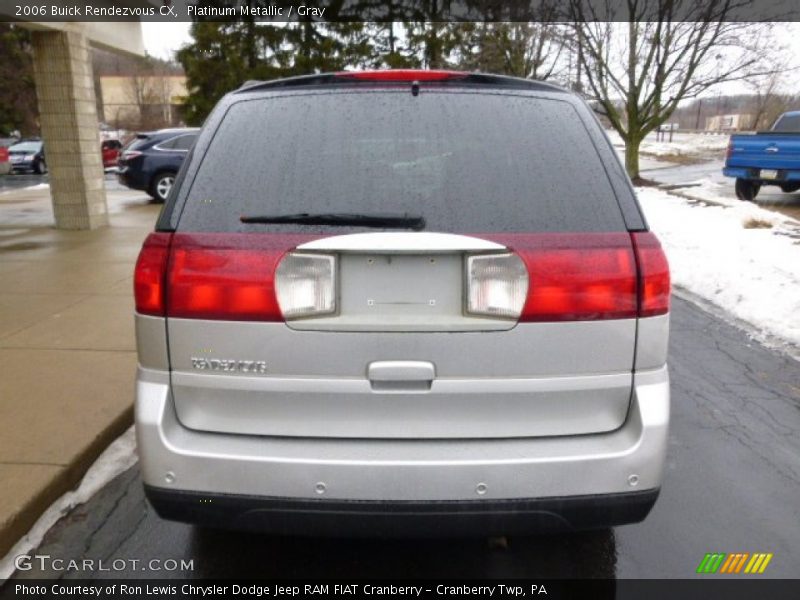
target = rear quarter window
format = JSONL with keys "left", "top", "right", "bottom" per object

{"left": 124, "top": 136, "right": 151, "bottom": 152}
{"left": 772, "top": 114, "right": 800, "bottom": 132}
{"left": 177, "top": 90, "right": 627, "bottom": 233}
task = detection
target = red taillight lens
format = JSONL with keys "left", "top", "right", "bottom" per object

{"left": 726, "top": 142, "right": 734, "bottom": 159}
{"left": 166, "top": 234, "right": 319, "bottom": 321}
{"left": 632, "top": 232, "right": 671, "bottom": 317}
{"left": 336, "top": 69, "right": 467, "bottom": 82}
{"left": 478, "top": 233, "right": 639, "bottom": 322}
{"left": 134, "top": 232, "right": 171, "bottom": 316}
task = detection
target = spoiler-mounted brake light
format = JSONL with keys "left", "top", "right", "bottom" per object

{"left": 335, "top": 70, "right": 468, "bottom": 82}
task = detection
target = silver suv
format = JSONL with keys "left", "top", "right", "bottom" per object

{"left": 134, "top": 70, "right": 670, "bottom": 535}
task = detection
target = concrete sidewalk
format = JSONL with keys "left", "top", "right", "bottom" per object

{"left": 0, "top": 179, "right": 159, "bottom": 556}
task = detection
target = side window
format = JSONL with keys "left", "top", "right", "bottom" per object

{"left": 157, "top": 137, "right": 177, "bottom": 150}
{"left": 172, "top": 134, "right": 197, "bottom": 151}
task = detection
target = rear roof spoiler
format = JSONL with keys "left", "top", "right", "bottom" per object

{"left": 236, "top": 71, "right": 568, "bottom": 95}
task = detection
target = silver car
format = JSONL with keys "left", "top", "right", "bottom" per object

{"left": 134, "top": 70, "right": 670, "bottom": 535}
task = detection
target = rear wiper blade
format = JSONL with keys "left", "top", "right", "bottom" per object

{"left": 240, "top": 212, "right": 426, "bottom": 230}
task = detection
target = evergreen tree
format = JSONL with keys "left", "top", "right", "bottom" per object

{"left": 0, "top": 24, "right": 38, "bottom": 136}
{"left": 177, "top": 18, "right": 291, "bottom": 125}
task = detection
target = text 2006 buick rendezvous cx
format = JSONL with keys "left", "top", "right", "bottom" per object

{"left": 134, "top": 70, "right": 670, "bottom": 535}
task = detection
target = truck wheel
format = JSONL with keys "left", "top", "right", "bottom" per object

{"left": 735, "top": 179, "right": 760, "bottom": 201}
{"left": 780, "top": 183, "right": 800, "bottom": 193}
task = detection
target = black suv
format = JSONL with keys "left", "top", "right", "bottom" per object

{"left": 117, "top": 128, "right": 198, "bottom": 202}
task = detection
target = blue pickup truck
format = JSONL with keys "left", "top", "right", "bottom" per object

{"left": 723, "top": 111, "right": 800, "bottom": 200}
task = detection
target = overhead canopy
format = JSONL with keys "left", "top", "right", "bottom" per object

{"left": 1, "top": 0, "right": 153, "bottom": 56}
{"left": 14, "top": 21, "right": 146, "bottom": 56}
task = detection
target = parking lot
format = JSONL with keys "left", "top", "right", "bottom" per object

{"left": 3, "top": 292, "right": 797, "bottom": 579}
{"left": 1, "top": 165, "right": 798, "bottom": 581}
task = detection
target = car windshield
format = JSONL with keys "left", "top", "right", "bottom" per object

{"left": 178, "top": 91, "right": 625, "bottom": 233}
{"left": 10, "top": 141, "right": 41, "bottom": 152}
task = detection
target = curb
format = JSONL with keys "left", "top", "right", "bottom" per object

{"left": 0, "top": 405, "right": 133, "bottom": 557}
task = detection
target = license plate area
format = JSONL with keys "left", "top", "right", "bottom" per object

{"left": 285, "top": 253, "right": 515, "bottom": 332}
{"left": 349, "top": 254, "right": 460, "bottom": 317}
{"left": 760, "top": 169, "right": 778, "bottom": 179}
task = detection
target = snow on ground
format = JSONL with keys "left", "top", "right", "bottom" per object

{"left": 0, "top": 427, "right": 137, "bottom": 580}
{"left": 640, "top": 133, "right": 729, "bottom": 159}
{"left": 606, "top": 129, "right": 730, "bottom": 160}
{"left": 637, "top": 187, "right": 800, "bottom": 349}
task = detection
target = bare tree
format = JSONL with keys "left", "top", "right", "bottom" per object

{"left": 569, "top": 0, "right": 785, "bottom": 179}
{"left": 126, "top": 57, "right": 177, "bottom": 129}
{"left": 747, "top": 70, "right": 797, "bottom": 131}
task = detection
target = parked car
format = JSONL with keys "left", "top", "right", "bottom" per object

{"left": 134, "top": 70, "right": 671, "bottom": 536}
{"left": 117, "top": 128, "right": 198, "bottom": 202}
{"left": 101, "top": 139, "right": 122, "bottom": 168}
{"left": 8, "top": 139, "right": 46, "bottom": 174}
{"left": 0, "top": 145, "right": 9, "bottom": 176}
{"left": 723, "top": 111, "right": 800, "bottom": 200}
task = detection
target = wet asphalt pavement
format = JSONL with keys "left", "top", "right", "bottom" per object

{"left": 641, "top": 160, "right": 800, "bottom": 221}
{"left": 0, "top": 173, "right": 49, "bottom": 193}
{"left": 8, "top": 295, "right": 800, "bottom": 580}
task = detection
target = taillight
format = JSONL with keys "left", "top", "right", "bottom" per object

{"left": 726, "top": 142, "right": 734, "bottom": 159}
{"left": 335, "top": 69, "right": 467, "bottom": 82}
{"left": 165, "top": 234, "right": 320, "bottom": 321}
{"left": 478, "top": 233, "right": 639, "bottom": 322}
{"left": 632, "top": 232, "right": 671, "bottom": 317}
{"left": 275, "top": 253, "right": 336, "bottom": 319}
{"left": 466, "top": 253, "right": 528, "bottom": 319}
{"left": 134, "top": 232, "right": 171, "bottom": 316}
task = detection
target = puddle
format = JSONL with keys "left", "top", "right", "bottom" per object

{"left": 0, "top": 241, "right": 48, "bottom": 252}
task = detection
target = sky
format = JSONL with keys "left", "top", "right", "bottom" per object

{"left": 141, "top": 21, "right": 800, "bottom": 97}
{"left": 142, "top": 22, "right": 192, "bottom": 60}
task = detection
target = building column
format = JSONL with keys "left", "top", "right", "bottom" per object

{"left": 31, "top": 30, "right": 108, "bottom": 230}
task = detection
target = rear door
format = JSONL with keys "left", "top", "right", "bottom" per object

{"left": 164, "top": 88, "right": 641, "bottom": 440}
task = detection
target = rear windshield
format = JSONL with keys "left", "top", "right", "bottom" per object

{"left": 177, "top": 91, "right": 625, "bottom": 233}
{"left": 10, "top": 141, "right": 41, "bottom": 152}
{"left": 772, "top": 114, "right": 800, "bottom": 132}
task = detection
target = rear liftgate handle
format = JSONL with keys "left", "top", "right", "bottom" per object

{"left": 367, "top": 361, "right": 435, "bottom": 393}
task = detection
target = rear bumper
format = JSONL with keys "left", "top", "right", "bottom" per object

{"left": 117, "top": 168, "right": 148, "bottom": 191}
{"left": 723, "top": 166, "right": 800, "bottom": 181}
{"left": 136, "top": 366, "right": 669, "bottom": 533}
{"left": 144, "top": 486, "right": 659, "bottom": 536}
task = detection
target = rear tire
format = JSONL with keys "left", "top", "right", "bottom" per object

{"left": 735, "top": 178, "right": 760, "bottom": 201}
{"left": 150, "top": 172, "right": 176, "bottom": 203}
{"left": 780, "top": 183, "right": 800, "bottom": 193}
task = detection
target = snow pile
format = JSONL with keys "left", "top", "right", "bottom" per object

{"left": 637, "top": 187, "right": 800, "bottom": 349}
{"left": 640, "top": 133, "right": 729, "bottom": 159}
{"left": 605, "top": 129, "right": 729, "bottom": 159}
{"left": 669, "top": 178, "right": 738, "bottom": 207}
{"left": 0, "top": 426, "right": 137, "bottom": 580}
